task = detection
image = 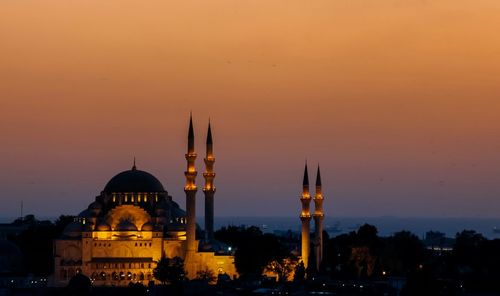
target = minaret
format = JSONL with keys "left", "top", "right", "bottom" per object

{"left": 300, "top": 162, "right": 312, "bottom": 269}
{"left": 313, "top": 165, "right": 324, "bottom": 271}
{"left": 203, "top": 121, "right": 216, "bottom": 240}
{"left": 184, "top": 114, "right": 198, "bottom": 254}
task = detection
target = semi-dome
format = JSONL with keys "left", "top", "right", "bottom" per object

{"left": 115, "top": 220, "right": 138, "bottom": 231}
{"left": 103, "top": 167, "right": 165, "bottom": 193}
{"left": 141, "top": 222, "right": 153, "bottom": 231}
{"left": 96, "top": 222, "right": 111, "bottom": 231}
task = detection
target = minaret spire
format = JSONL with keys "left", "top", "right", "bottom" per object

{"left": 203, "top": 120, "right": 216, "bottom": 241}
{"left": 188, "top": 112, "right": 195, "bottom": 154}
{"left": 316, "top": 164, "right": 321, "bottom": 187}
{"left": 184, "top": 113, "right": 198, "bottom": 255}
{"left": 313, "top": 164, "right": 324, "bottom": 271}
{"left": 303, "top": 161, "right": 310, "bottom": 186}
{"left": 300, "top": 161, "right": 312, "bottom": 270}
{"left": 132, "top": 157, "right": 137, "bottom": 170}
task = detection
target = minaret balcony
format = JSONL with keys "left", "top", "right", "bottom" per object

{"left": 184, "top": 185, "right": 198, "bottom": 191}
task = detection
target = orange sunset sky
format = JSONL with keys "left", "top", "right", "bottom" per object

{"left": 1, "top": 0, "right": 500, "bottom": 218}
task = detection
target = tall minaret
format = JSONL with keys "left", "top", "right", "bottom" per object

{"left": 313, "top": 165, "right": 324, "bottom": 271}
{"left": 300, "top": 162, "right": 312, "bottom": 269}
{"left": 184, "top": 114, "right": 198, "bottom": 254}
{"left": 203, "top": 121, "right": 216, "bottom": 240}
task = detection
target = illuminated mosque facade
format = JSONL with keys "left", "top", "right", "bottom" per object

{"left": 52, "top": 116, "right": 237, "bottom": 286}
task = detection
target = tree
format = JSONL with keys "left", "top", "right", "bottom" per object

{"left": 55, "top": 215, "right": 76, "bottom": 235}
{"left": 380, "top": 231, "right": 425, "bottom": 276}
{"left": 153, "top": 256, "right": 185, "bottom": 285}
{"left": 215, "top": 226, "right": 289, "bottom": 276}
{"left": 350, "top": 246, "right": 376, "bottom": 278}
{"left": 196, "top": 268, "right": 216, "bottom": 283}
{"left": 67, "top": 273, "right": 92, "bottom": 296}
{"left": 454, "top": 230, "right": 485, "bottom": 268}
{"left": 293, "top": 261, "right": 306, "bottom": 282}
{"left": 10, "top": 217, "right": 58, "bottom": 275}
{"left": 264, "top": 259, "right": 294, "bottom": 282}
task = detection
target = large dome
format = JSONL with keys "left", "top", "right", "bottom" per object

{"left": 104, "top": 167, "right": 165, "bottom": 193}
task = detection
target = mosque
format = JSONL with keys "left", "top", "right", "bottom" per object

{"left": 52, "top": 116, "right": 237, "bottom": 287}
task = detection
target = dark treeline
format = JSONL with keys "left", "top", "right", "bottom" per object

{"left": 4, "top": 216, "right": 500, "bottom": 294}
{"left": 4, "top": 215, "right": 74, "bottom": 275}
{"left": 215, "top": 224, "right": 500, "bottom": 295}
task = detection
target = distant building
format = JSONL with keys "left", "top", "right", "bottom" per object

{"left": 52, "top": 116, "right": 237, "bottom": 287}
{"left": 423, "top": 231, "right": 454, "bottom": 254}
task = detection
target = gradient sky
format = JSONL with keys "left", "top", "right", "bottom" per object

{"left": 1, "top": 0, "right": 500, "bottom": 218}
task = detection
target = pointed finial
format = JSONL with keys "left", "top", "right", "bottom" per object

{"left": 206, "top": 120, "right": 213, "bottom": 146}
{"left": 132, "top": 157, "right": 137, "bottom": 170}
{"left": 188, "top": 113, "right": 195, "bottom": 153}
{"left": 316, "top": 164, "right": 322, "bottom": 187}
{"left": 303, "top": 160, "right": 309, "bottom": 186}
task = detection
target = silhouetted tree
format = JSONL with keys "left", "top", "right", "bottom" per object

{"left": 293, "top": 261, "right": 306, "bottom": 282}
{"left": 67, "top": 273, "right": 92, "bottom": 296}
{"left": 264, "top": 259, "right": 294, "bottom": 282}
{"left": 9, "top": 216, "right": 57, "bottom": 275}
{"left": 380, "top": 231, "right": 425, "bottom": 276}
{"left": 215, "top": 226, "right": 289, "bottom": 276}
{"left": 153, "top": 256, "right": 185, "bottom": 285}
{"left": 196, "top": 268, "right": 216, "bottom": 283}
{"left": 453, "top": 230, "right": 485, "bottom": 269}
{"left": 55, "top": 215, "right": 76, "bottom": 235}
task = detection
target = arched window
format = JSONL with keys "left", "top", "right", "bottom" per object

{"left": 127, "top": 272, "right": 132, "bottom": 280}
{"left": 100, "top": 272, "right": 107, "bottom": 280}
{"left": 139, "top": 272, "right": 144, "bottom": 280}
{"left": 119, "top": 272, "right": 125, "bottom": 280}
{"left": 112, "top": 272, "right": 118, "bottom": 281}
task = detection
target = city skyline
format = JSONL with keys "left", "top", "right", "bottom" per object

{"left": 1, "top": 0, "right": 500, "bottom": 218}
